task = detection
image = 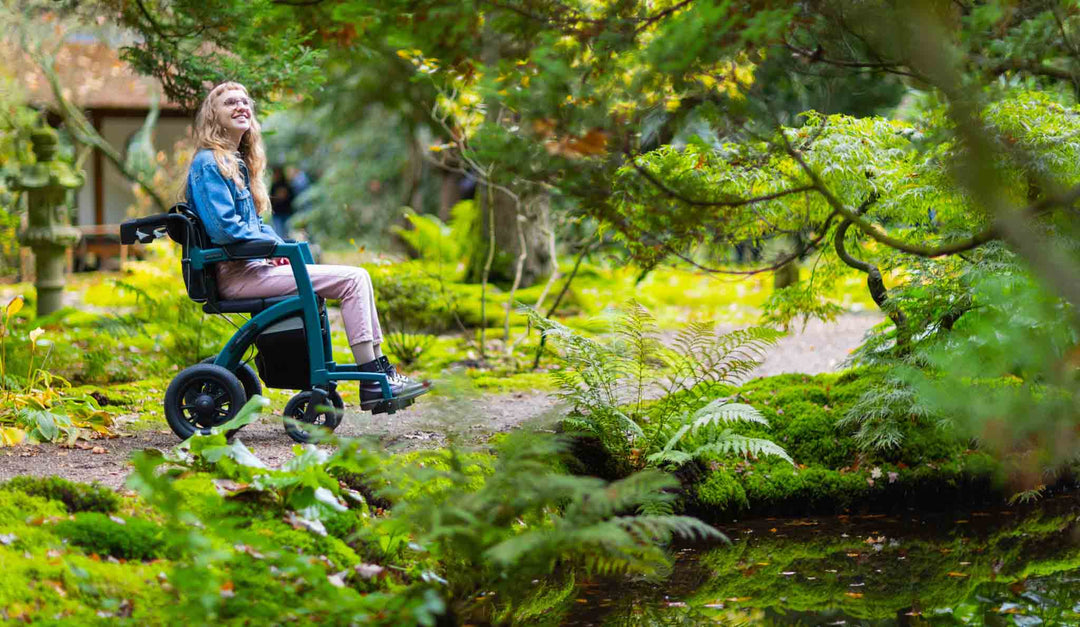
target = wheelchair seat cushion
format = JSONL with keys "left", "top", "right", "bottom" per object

{"left": 203, "top": 295, "right": 325, "bottom": 314}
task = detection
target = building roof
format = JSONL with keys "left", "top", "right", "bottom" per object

{"left": 5, "top": 40, "right": 184, "bottom": 112}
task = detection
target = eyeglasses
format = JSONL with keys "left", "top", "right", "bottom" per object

{"left": 222, "top": 96, "right": 255, "bottom": 110}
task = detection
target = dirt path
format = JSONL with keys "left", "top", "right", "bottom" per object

{"left": 0, "top": 313, "right": 881, "bottom": 490}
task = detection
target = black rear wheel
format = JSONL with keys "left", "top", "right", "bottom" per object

{"left": 199, "top": 356, "right": 263, "bottom": 401}
{"left": 283, "top": 390, "right": 344, "bottom": 444}
{"left": 165, "top": 364, "right": 247, "bottom": 440}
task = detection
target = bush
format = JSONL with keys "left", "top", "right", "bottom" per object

{"left": 55, "top": 512, "right": 165, "bottom": 560}
{"left": 370, "top": 264, "right": 446, "bottom": 365}
{"left": 1, "top": 476, "right": 121, "bottom": 514}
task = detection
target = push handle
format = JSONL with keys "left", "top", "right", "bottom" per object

{"left": 119, "top": 214, "right": 187, "bottom": 245}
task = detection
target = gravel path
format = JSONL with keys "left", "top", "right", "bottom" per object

{"left": 0, "top": 313, "right": 881, "bottom": 489}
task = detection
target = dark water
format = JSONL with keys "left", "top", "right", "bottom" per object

{"left": 564, "top": 495, "right": 1080, "bottom": 626}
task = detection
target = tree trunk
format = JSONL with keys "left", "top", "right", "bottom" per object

{"left": 465, "top": 186, "right": 553, "bottom": 286}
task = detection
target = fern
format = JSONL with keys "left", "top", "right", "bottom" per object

{"left": 528, "top": 302, "right": 788, "bottom": 470}
{"left": 375, "top": 431, "right": 725, "bottom": 620}
{"left": 644, "top": 396, "right": 793, "bottom": 467}
{"left": 839, "top": 375, "right": 940, "bottom": 451}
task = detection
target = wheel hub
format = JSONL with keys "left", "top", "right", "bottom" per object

{"left": 193, "top": 393, "right": 218, "bottom": 424}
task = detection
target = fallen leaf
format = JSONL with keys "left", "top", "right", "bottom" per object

{"left": 947, "top": 572, "right": 969, "bottom": 578}
{"left": 44, "top": 580, "right": 66, "bottom": 598}
{"left": 91, "top": 446, "right": 108, "bottom": 454}
{"left": 356, "top": 563, "right": 385, "bottom": 579}
{"left": 845, "top": 592, "right": 864, "bottom": 599}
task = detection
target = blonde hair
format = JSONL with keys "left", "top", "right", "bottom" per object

{"left": 187, "top": 82, "right": 270, "bottom": 215}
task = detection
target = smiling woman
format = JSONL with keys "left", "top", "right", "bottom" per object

{"left": 183, "top": 82, "right": 430, "bottom": 406}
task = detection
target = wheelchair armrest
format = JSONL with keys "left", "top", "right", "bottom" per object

{"left": 119, "top": 214, "right": 187, "bottom": 245}
{"left": 223, "top": 240, "right": 279, "bottom": 259}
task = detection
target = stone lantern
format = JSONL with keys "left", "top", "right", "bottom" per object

{"left": 13, "top": 127, "right": 83, "bottom": 316}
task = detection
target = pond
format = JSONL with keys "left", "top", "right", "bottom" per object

{"left": 564, "top": 494, "right": 1080, "bottom": 625}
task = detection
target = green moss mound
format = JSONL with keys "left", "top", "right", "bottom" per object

{"left": 1, "top": 475, "right": 122, "bottom": 514}
{"left": 55, "top": 512, "right": 166, "bottom": 561}
{"left": 681, "top": 368, "right": 1010, "bottom": 518}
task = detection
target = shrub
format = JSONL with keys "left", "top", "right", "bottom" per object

{"left": 55, "top": 512, "right": 165, "bottom": 560}
{"left": 370, "top": 264, "right": 446, "bottom": 366}
{"left": 0, "top": 476, "right": 121, "bottom": 514}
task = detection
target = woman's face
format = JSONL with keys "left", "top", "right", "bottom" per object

{"left": 213, "top": 87, "right": 254, "bottom": 140}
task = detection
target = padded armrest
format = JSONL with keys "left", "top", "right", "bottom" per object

{"left": 223, "top": 240, "right": 278, "bottom": 259}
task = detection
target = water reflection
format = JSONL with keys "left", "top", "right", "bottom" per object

{"left": 565, "top": 495, "right": 1080, "bottom": 626}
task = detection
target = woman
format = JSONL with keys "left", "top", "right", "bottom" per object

{"left": 185, "top": 82, "right": 425, "bottom": 405}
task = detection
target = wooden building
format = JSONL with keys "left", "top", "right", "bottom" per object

{"left": 8, "top": 38, "right": 192, "bottom": 269}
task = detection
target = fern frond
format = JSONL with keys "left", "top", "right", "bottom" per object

{"left": 613, "top": 514, "right": 725, "bottom": 544}
{"left": 564, "top": 469, "right": 678, "bottom": 521}
{"left": 690, "top": 432, "right": 794, "bottom": 465}
{"left": 689, "top": 400, "right": 769, "bottom": 433}
{"left": 644, "top": 448, "right": 693, "bottom": 467}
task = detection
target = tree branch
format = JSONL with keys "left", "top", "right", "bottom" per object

{"left": 833, "top": 192, "right": 907, "bottom": 338}
{"left": 629, "top": 155, "right": 815, "bottom": 208}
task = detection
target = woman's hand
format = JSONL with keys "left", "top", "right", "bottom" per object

{"left": 272, "top": 257, "right": 291, "bottom": 267}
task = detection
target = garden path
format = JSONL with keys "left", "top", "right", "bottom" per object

{"left": 0, "top": 313, "right": 881, "bottom": 490}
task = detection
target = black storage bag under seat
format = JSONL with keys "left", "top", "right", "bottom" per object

{"left": 254, "top": 316, "right": 311, "bottom": 389}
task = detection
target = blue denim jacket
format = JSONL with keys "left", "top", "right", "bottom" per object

{"left": 186, "top": 149, "right": 282, "bottom": 245}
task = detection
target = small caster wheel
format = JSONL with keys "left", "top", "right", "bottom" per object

{"left": 165, "top": 364, "right": 247, "bottom": 440}
{"left": 200, "top": 357, "right": 263, "bottom": 400}
{"left": 284, "top": 390, "right": 345, "bottom": 443}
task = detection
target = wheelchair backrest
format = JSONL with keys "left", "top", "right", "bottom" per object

{"left": 168, "top": 202, "right": 220, "bottom": 304}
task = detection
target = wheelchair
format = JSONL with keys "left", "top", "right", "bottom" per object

{"left": 120, "top": 203, "right": 423, "bottom": 443}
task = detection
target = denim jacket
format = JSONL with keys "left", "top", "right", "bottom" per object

{"left": 186, "top": 149, "right": 282, "bottom": 245}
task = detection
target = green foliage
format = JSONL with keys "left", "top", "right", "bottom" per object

{"left": 685, "top": 370, "right": 1006, "bottom": 515}
{"left": 533, "top": 301, "right": 787, "bottom": 472}
{"left": 0, "top": 475, "right": 120, "bottom": 514}
{"left": 648, "top": 399, "right": 793, "bottom": 467}
{"left": 838, "top": 374, "right": 942, "bottom": 451}
{"left": 55, "top": 513, "right": 166, "bottom": 561}
{"left": 104, "top": 275, "right": 235, "bottom": 369}
{"left": 393, "top": 208, "right": 462, "bottom": 264}
{"left": 902, "top": 269, "right": 1080, "bottom": 477}
{"left": 371, "top": 432, "right": 722, "bottom": 621}
{"left": 370, "top": 264, "right": 446, "bottom": 366}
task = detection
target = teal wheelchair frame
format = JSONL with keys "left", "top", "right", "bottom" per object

{"left": 120, "top": 204, "right": 415, "bottom": 443}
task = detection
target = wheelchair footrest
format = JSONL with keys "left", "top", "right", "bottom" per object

{"left": 363, "top": 386, "right": 425, "bottom": 415}
{"left": 369, "top": 397, "right": 416, "bottom": 416}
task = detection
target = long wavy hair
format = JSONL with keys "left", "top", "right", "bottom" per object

{"left": 187, "top": 82, "right": 270, "bottom": 215}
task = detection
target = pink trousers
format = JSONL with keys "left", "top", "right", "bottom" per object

{"left": 216, "top": 260, "right": 383, "bottom": 347}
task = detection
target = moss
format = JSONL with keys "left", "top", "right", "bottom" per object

{"left": 376, "top": 449, "right": 495, "bottom": 503}
{"left": 55, "top": 513, "right": 166, "bottom": 561}
{"left": 0, "top": 489, "right": 67, "bottom": 524}
{"left": 670, "top": 368, "right": 1008, "bottom": 518}
{"left": 694, "top": 468, "right": 749, "bottom": 512}
{"left": 1, "top": 475, "right": 122, "bottom": 514}
{"left": 246, "top": 518, "right": 360, "bottom": 570}
{"left": 0, "top": 547, "right": 171, "bottom": 623}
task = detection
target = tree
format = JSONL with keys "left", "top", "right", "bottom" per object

{"left": 86, "top": 0, "right": 1080, "bottom": 471}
